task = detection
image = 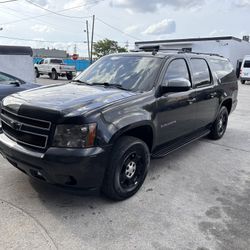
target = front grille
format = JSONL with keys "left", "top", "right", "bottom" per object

{"left": 1, "top": 108, "right": 51, "bottom": 149}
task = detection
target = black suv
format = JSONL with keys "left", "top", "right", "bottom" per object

{"left": 0, "top": 51, "right": 238, "bottom": 200}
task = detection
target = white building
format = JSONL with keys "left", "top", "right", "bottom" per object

{"left": 135, "top": 36, "right": 250, "bottom": 76}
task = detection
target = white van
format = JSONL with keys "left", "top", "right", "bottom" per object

{"left": 0, "top": 45, "right": 35, "bottom": 83}
{"left": 240, "top": 55, "right": 250, "bottom": 84}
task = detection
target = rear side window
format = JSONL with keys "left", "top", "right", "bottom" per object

{"left": 243, "top": 61, "right": 250, "bottom": 68}
{"left": 164, "top": 59, "right": 190, "bottom": 82}
{"left": 191, "top": 59, "right": 211, "bottom": 87}
{"left": 50, "top": 59, "right": 63, "bottom": 64}
{"left": 209, "top": 58, "right": 235, "bottom": 81}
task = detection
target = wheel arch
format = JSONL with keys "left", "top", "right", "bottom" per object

{"left": 109, "top": 122, "right": 155, "bottom": 152}
{"left": 221, "top": 98, "right": 232, "bottom": 114}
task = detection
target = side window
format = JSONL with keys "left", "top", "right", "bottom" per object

{"left": 40, "top": 59, "right": 44, "bottom": 64}
{"left": 0, "top": 72, "right": 15, "bottom": 84}
{"left": 209, "top": 58, "right": 235, "bottom": 82}
{"left": 191, "top": 59, "right": 211, "bottom": 87}
{"left": 44, "top": 59, "right": 48, "bottom": 64}
{"left": 243, "top": 60, "right": 250, "bottom": 68}
{"left": 164, "top": 59, "right": 190, "bottom": 84}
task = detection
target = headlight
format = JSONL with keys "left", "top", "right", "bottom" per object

{"left": 52, "top": 123, "right": 97, "bottom": 148}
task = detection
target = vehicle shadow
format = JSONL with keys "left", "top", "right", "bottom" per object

{"left": 29, "top": 138, "right": 202, "bottom": 209}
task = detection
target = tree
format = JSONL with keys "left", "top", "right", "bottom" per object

{"left": 93, "top": 39, "right": 127, "bottom": 58}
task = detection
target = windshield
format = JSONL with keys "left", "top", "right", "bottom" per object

{"left": 75, "top": 55, "right": 162, "bottom": 92}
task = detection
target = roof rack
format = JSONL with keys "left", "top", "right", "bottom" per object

{"left": 137, "top": 45, "right": 223, "bottom": 57}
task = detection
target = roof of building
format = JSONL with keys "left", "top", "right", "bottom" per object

{"left": 0, "top": 45, "right": 33, "bottom": 56}
{"left": 135, "top": 36, "right": 244, "bottom": 45}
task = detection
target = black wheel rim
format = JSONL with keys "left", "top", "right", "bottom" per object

{"left": 217, "top": 112, "right": 227, "bottom": 136}
{"left": 119, "top": 151, "right": 145, "bottom": 192}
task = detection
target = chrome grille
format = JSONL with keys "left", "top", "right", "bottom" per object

{"left": 1, "top": 108, "right": 51, "bottom": 149}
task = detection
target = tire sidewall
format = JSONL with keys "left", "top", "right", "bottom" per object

{"left": 112, "top": 140, "right": 150, "bottom": 199}
{"left": 215, "top": 106, "right": 228, "bottom": 138}
{"left": 52, "top": 70, "right": 58, "bottom": 80}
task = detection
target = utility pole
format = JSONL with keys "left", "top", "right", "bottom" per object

{"left": 85, "top": 20, "right": 90, "bottom": 62}
{"left": 90, "top": 15, "right": 95, "bottom": 64}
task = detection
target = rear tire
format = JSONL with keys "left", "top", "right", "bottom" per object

{"left": 51, "top": 70, "right": 58, "bottom": 80}
{"left": 35, "top": 68, "right": 40, "bottom": 78}
{"left": 209, "top": 106, "right": 228, "bottom": 140}
{"left": 241, "top": 80, "right": 246, "bottom": 84}
{"left": 102, "top": 136, "right": 150, "bottom": 201}
{"left": 66, "top": 73, "right": 73, "bottom": 80}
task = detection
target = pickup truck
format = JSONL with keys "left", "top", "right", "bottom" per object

{"left": 34, "top": 58, "right": 76, "bottom": 80}
{"left": 0, "top": 51, "right": 238, "bottom": 201}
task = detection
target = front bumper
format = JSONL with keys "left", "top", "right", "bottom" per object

{"left": 0, "top": 133, "right": 111, "bottom": 190}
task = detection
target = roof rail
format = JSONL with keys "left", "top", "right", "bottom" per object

{"left": 178, "top": 51, "right": 224, "bottom": 57}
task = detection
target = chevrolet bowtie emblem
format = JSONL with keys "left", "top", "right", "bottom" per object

{"left": 10, "top": 120, "right": 22, "bottom": 131}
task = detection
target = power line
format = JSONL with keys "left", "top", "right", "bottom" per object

{"left": 0, "top": 5, "right": 84, "bottom": 35}
{"left": 25, "top": 0, "right": 86, "bottom": 19}
{"left": 96, "top": 17, "right": 141, "bottom": 41}
{"left": 0, "top": 0, "right": 100, "bottom": 25}
{"left": 0, "top": 0, "right": 18, "bottom": 3}
{"left": 0, "top": 34, "right": 87, "bottom": 43}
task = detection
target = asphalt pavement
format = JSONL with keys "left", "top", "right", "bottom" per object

{"left": 0, "top": 80, "right": 249, "bottom": 250}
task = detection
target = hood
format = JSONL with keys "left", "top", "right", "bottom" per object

{"left": 3, "top": 83, "right": 137, "bottom": 117}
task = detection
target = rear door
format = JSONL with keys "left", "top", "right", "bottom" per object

{"left": 156, "top": 57, "right": 197, "bottom": 145}
{"left": 190, "top": 58, "right": 219, "bottom": 129}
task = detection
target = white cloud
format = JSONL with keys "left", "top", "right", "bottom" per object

{"left": 124, "top": 25, "right": 140, "bottom": 34}
{"left": 110, "top": 0, "right": 206, "bottom": 12}
{"left": 143, "top": 19, "right": 176, "bottom": 35}
{"left": 234, "top": 0, "right": 250, "bottom": 7}
{"left": 64, "top": 0, "right": 88, "bottom": 10}
{"left": 209, "top": 29, "right": 225, "bottom": 36}
{"left": 31, "top": 24, "right": 55, "bottom": 33}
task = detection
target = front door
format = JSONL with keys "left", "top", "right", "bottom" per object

{"left": 156, "top": 58, "right": 197, "bottom": 145}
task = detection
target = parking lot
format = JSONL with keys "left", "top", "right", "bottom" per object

{"left": 0, "top": 80, "right": 249, "bottom": 250}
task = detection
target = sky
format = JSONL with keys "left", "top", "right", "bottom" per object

{"left": 0, "top": 0, "right": 250, "bottom": 56}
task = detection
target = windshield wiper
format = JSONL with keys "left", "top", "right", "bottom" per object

{"left": 91, "top": 82, "right": 128, "bottom": 91}
{"left": 71, "top": 79, "right": 91, "bottom": 85}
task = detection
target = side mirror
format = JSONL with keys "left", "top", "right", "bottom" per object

{"left": 161, "top": 78, "right": 191, "bottom": 93}
{"left": 10, "top": 80, "right": 21, "bottom": 87}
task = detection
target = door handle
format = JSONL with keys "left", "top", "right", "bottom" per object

{"left": 188, "top": 97, "right": 196, "bottom": 104}
{"left": 210, "top": 92, "right": 217, "bottom": 98}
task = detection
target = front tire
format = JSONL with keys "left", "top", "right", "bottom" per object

{"left": 35, "top": 68, "right": 40, "bottom": 78}
{"left": 51, "top": 70, "right": 58, "bottom": 80}
{"left": 241, "top": 80, "right": 246, "bottom": 84}
{"left": 102, "top": 136, "right": 150, "bottom": 201}
{"left": 209, "top": 106, "right": 228, "bottom": 140}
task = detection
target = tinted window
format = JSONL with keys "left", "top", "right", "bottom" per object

{"left": 76, "top": 55, "right": 162, "bottom": 92}
{"left": 191, "top": 59, "right": 211, "bottom": 87}
{"left": 50, "top": 59, "right": 63, "bottom": 64}
{"left": 164, "top": 59, "right": 190, "bottom": 82}
{"left": 243, "top": 60, "right": 250, "bottom": 68}
{"left": 209, "top": 58, "right": 234, "bottom": 81}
